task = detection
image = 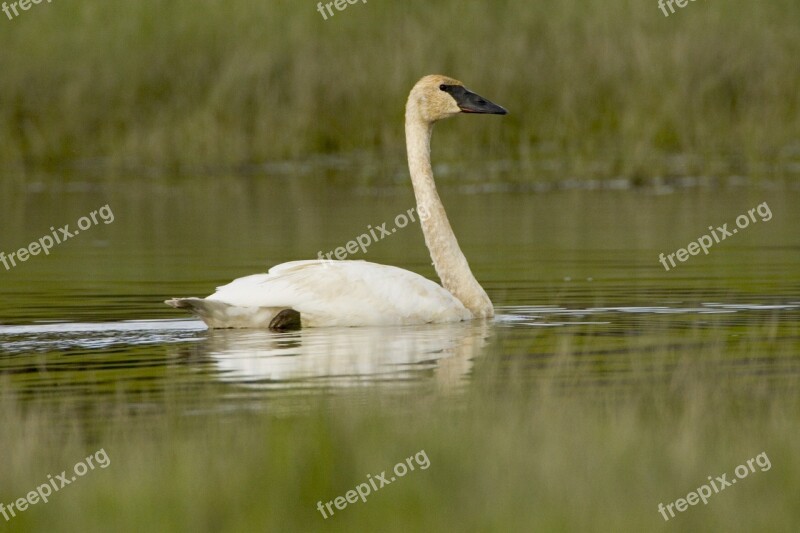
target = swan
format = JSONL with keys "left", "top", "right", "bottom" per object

{"left": 165, "top": 75, "right": 507, "bottom": 329}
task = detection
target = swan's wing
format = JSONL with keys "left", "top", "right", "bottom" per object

{"left": 206, "top": 260, "right": 472, "bottom": 326}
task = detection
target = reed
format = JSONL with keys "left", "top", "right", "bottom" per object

{"left": 1, "top": 0, "right": 798, "bottom": 180}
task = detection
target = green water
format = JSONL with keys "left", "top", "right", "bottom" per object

{"left": 1, "top": 174, "right": 798, "bottom": 405}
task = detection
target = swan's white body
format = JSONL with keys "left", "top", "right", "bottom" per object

{"left": 166, "top": 75, "right": 506, "bottom": 328}
{"left": 186, "top": 260, "right": 472, "bottom": 328}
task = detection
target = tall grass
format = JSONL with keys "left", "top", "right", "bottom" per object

{"left": 1, "top": 0, "right": 799, "bottom": 180}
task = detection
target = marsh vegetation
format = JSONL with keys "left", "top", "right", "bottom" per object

{"left": 1, "top": 0, "right": 799, "bottom": 181}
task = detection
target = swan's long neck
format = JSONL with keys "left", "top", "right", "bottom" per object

{"left": 405, "top": 102, "right": 494, "bottom": 318}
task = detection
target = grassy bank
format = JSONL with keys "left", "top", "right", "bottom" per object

{"left": 1, "top": 0, "right": 799, "bottom": 181}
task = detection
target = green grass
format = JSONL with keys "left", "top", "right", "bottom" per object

{"left": 1, "top": 0, "right": 799, "bottom": 181}
{"left": 1, "top": 338, "right": 799, "bottom": 532}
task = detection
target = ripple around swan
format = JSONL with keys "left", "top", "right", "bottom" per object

{"left": 0, "top": 319, "right": 204, "bottom": 336}
{"left": 0, "top": 319, "right": 205, "bottom": 354}
{"left": 1, "top": 299, "right": 796, "bottom": 356}
{"left": 0, "top": 318, "right": 492, "bottom": 394}
{"left": 1, "top": 297, "right": 797, "bottom": 397}
{"left": 495, "top": 302, "right": 800, "bottom": 325}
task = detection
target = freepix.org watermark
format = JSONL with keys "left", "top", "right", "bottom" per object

{"left": 316, "top": 0, "right": 366, "bottom": 21}
{"left": 1, "top": 448, "right": 110, "bottom": 522}
{"left": 316, "top": 205, "right": 430, "bottom": 264}
{"left": 658, "top": 0, "right": 700, "bottom": 18}
{"left": 658, "top": 202, "right": 772, "bottom": 272}
{"left": 1, "top": 204, "right": 114, "bottom": 272}
{"left": 657, "top": 451, "right": 771, "bottom": 522}
{"left": 2, "top": 0, "right": 53, "bottom": 21}
{"left": 316, "top": 449, "right": 430, "bottom": 519}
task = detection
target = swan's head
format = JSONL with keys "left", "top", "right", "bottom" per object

{"left": 408, "top": 75, "right": 507, "bottom": 124}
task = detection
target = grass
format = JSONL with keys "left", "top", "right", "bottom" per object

{"left": 1, "top": 333, "right": 799, "bottom": 532}
{"left": 0, "top": 0, "right": 799, "bottom": 181}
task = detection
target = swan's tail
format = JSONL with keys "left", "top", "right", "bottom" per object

{"left": 165, "top": 297, "right": 230, "bottom": 325}
{"left": 165, "top": 297, "right": 288, "bottom": 329}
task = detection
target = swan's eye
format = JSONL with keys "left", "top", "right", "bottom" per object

{"left": 439, "top": 84, "right": 446, "bottom": 91}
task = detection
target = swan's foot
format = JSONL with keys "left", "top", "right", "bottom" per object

{"left": 269, "top": 309, "right": 302, "bottom": 331}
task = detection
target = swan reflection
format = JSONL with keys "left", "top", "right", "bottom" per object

{"left": 192, "top": 320, "right": 491, "bottom": 389}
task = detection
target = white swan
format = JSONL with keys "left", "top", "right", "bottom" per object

{"left": 165, "top": 75, "right": 507, "bottom": 329}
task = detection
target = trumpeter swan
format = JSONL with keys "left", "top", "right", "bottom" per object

{"left": 165, "top": 75, "right": 507, "bottom": 329}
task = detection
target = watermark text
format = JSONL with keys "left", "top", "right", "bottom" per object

{"left": 658, "top": 0, "right": 700, "bottom": 18}
{"left": 658, "top": 451, "right": 771, "bottom": 521}
{"left": 316, "top": 449, "right": 430, "bottom": 519}
{"left": 1, "top": 204, "right": 114, "bottom": 272}
{"left": 317, "top": 205, "right": 430, "bottom": 264}
{"left": 1, "top": 448, "right": 110, "bottom": 522}
{"left": 2, "top": 0, "right": 54, "bottom": 21}
{"left": 316, "top": 0, "right": 366, "bottom": 21}
{"left": 658, "top": 201, "right": 771, "bottom": 271}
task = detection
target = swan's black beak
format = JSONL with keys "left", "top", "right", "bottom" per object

{"left": 442, "top": 85, "right": 507, "bottom": 115}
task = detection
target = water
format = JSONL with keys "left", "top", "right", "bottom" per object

{"left": 2, "top": 174, "right": 799, "bottom": 418}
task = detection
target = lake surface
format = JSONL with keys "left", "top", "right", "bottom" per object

{"left": 1, "top": 173, "right": 799, "bottom": 418}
